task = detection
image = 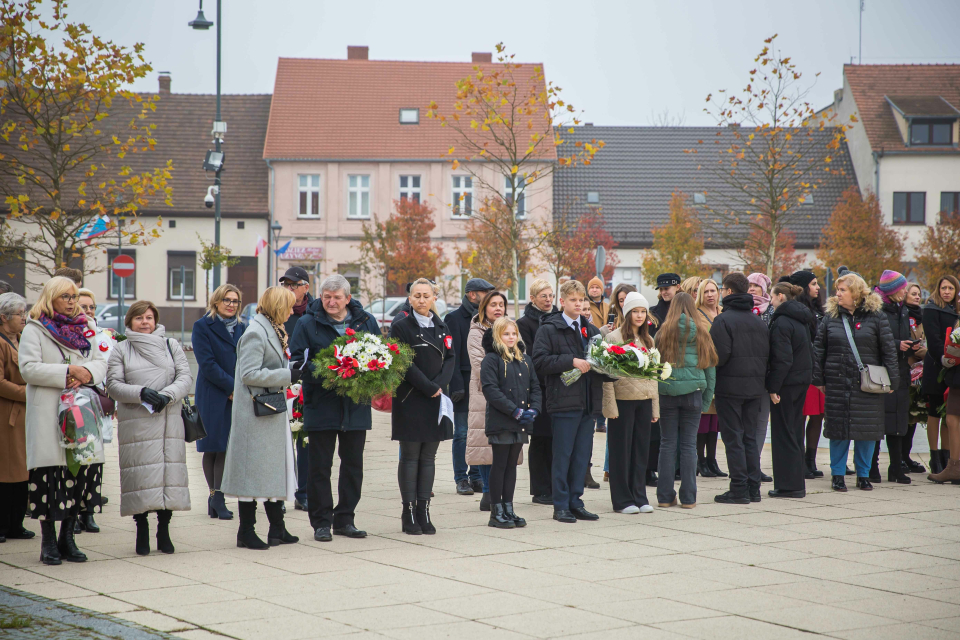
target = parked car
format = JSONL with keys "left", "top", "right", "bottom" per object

{"left": 238, "top": 303, "right": 257, "bottom": 326}
{"left": 95, "top": 303, "right": 124, "bottom": 331}
{"left": 365, "top": 297, "right": 447, "bottom": 332}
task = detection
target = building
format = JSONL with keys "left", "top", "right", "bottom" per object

{"left": 262, "top": 46, "right": 554, "bottom": 303}
{"left": 828, "top": 64, "right": 960, "bottom": 261}
{"left": 554, "top": 125, "right": 858, "bottom": 299}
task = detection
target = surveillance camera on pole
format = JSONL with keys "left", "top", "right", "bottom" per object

{"left": 204, "top": 185, "right": 219, "bottom": 209}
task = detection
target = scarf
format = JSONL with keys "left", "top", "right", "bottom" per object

{"left": 460, "top": 295, "right": 478, "bottom": 317}
{"left": 38, "top": 313, "right": 91, "bottom": 355}
{"left": 292, "top": 295, "right": 309, "bottom": 317}
{"left": 217, "top": 314, "right": 239, "bottom": 337}
{"left": 267, "top": 316, "right": 289, "bottom": 355}
{"left": 752, "top": 293, "right": 770, "bottom": 314}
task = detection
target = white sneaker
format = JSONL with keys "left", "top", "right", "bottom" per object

{"left": 616, "top": 505, "right": 641, "bottom": 514}
{"left": 639, "top": 504, "right": 654, "bottom": 513}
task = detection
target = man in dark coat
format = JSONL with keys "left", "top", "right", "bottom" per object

{"left": 711, "top": 272, "right": 770, "bottom": 504}
{"left": 280, "top": 266, "right": 315, "bottom": 511}
{"left": 445, "top": 278, "right": 495, "bottom": 496}
{"left": 532, "top": 280, "right": 604, "bottom": 524}
{"left": 517, "top": 278, "right": 556, "bottom": 504}
{"left": 290, "top": 275, "right": 379, "bottom": 542}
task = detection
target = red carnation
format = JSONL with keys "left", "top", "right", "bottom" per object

{"left": 368, "top": 359, "right": 380, "bottom": 371}
{"left": 346, "top": 338, "right": 355, "bottom": 344}
{"left": 292, "top": 411, "right": 302, "bottom": 419}
{"left": 581, "top": 326, "right": 588, "bottom": 338}
{"left": 98, "top": 343, "right": 109, "bottom": 352}
{"left": 83, "top": 329, "right": 95, "bottom": 338}
{"left": 607, "top": 345, "right": 626, "bottom": 355}
{"left": 389, "top": 343, "right": 399, "bottom": 353}
{"left": 345, "top": 328, "right": 355, "bottom": 336}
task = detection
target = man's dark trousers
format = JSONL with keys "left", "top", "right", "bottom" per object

{"left": 551, "top": 411, "right": 594, "bottom": 510}
{"left": 307, "top": 430, "right": 366, "bottom": 529}
{"left": 295, "top": 438, "right": 309, "bottom": 505}
{"left": 715, "top": 395, "right": 762, "bottom": 497}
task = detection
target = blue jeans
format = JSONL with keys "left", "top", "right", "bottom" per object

{"left": 452, "top": 412, "right": 480, "bottom": 483}
{"left": 478, "top": 464, "right": 491, "bottom": 493}
{"left": 551, "top": 411, "right": 595, "bottom": 510}
{"left": 830, "top": 439, "right": 875, "bottom": 477}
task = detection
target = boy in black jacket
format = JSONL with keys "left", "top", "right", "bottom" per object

{"left": 532, "top": 280, "right": 603, "bottom": 523}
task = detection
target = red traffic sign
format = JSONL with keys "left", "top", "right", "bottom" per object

{"left": 112, "top": 255, "right": 135, "bottom": 278}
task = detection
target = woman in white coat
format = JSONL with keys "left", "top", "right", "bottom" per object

{"left": 20, "top": 277, "right": 107, "bottom": 566}
{"left": 106, "top": 300, "right": 192, "bottom": 556}
{"left": 221, "top": 287, "right": 302, "bottom": 550}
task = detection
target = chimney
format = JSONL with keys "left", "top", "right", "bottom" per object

{"left": 158, "top": 71, "right": 171, "bottom": 95}
{"left": 347, "top": 46, "right": 369, "bottom": 60}
{"left": 471, "top": 52, "right": 492, "bottom": 63}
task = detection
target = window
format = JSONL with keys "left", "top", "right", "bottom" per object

{"left": 941, "top": 192, "right": 960, "bottom": 222}
{"left": 801, "top": 193, "right": 814, "bottom": 205}
{"left": 399, "top": 175, "right": 421, "bottom": 203}
{"left": 452, "top": 176, "right": 473, "bottom": 217}
{"left": 169, "top": 220, "right": 176, "bottom": 228}
{"left": 893, "top": 192, "right": 926, "bottom": 224}
{"left": 399, "top": 108, "right": 419, "bottom": 124}
{"left": 505, "top": 176, "right": 526, "bottom": 218}
{"left": 693, "top": 192, "right": 706, "bottom": 204}
{"left": 586, "top": 191, "right": 600, "bottom": 204}
{"left": 347, "top": 175, "right": 371, "bottom": 218}
{"left": 910, "top": 119, "right": 954, "bottom": 146}
{"left": 298, "top": 174, "right": 321, "bottom": 218}
{"left": 237, "top": 221, "right": 245, "bottom": 229}
{"left": 107, "top": 249, "right": 135, "bottom": 299}
{"left": 167, "top": 252, "right": 196, "bottom": 300}
{"left": 337, "top": 263, "right": 360, "bottom": 294}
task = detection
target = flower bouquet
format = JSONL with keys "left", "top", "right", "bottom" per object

{"left": 561, "top": 335, "right": 672, "bottom": 386}
{"left": 311, "top": 328, "right": 414, "bottom": 403}
{"left": 58, "top": 388, "right": 104, "bottom": 477}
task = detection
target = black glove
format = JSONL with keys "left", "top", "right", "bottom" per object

{"left": 154, "top": 394, "right": 172, "bottom": 412}
{"left": 450, "top": 390, "right": 465, "bottom": 404}
{"left": 140, "top": 388, "right": 164, "bottom": 411}
{"left": 290, "top": 367, "right": 302, "bottom": 384}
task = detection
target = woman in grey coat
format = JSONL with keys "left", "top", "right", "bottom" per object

{"left": 221, "top": 287, "right": 302, "bottom": 550}
{"left": 106, "top": 301, "right": 192, "bottom": 556}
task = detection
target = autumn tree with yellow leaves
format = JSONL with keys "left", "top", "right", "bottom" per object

{"left": 642, "top": 193, "right": 710, "bottom": 281}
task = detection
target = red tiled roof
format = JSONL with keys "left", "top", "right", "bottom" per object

{"left": 844, "top": 64, "right": 960, "bottom": 153}
{"left": 263, "top": 57, "right": 555, "bottom": 161}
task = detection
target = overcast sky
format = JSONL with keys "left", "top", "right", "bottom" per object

{"left": 63, "top": 0, "right": 960, "bottom": 127}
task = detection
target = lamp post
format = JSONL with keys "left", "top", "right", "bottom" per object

{"left": 189, "top": 0, "right": 224, "bottom": 289}
{"left": 270, "top": 222, "right": 283, "bottom": 285}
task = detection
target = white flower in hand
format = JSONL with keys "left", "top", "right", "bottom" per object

{"left": 660, "top": 362, "right": 673, "bottom": 380}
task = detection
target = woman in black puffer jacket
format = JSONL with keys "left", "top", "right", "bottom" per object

{"left": 921, "top": 275, "right": 960, "bottom": 474}
{"left": 813, "top": 272, "right": 899, "bottom": 493}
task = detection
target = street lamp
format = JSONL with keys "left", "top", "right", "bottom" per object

{"left": 189, "top": 0, "right": 224, "bottom": 288}
{"left": 270, "top": 222, "right": 283, "bottom": 284}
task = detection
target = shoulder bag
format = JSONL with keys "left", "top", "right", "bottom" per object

{"left": 841, "top": 316, "right": 891, "bottom": 394}
{"left": 165, "top": 340, "right": 207, "bottom": 442}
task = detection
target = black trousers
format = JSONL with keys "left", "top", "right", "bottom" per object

{"left": 716, "top": 395, "right": 762, "bottom": 496}
{"left": 608, "top": 399, "right": 652, "bottom": 510}
{"left": 904, "top": 423, "right": 917, "bottom": 460}
{"left": 398, "top": 441, "right": 440, "bottom": 503}
{"left": 770, "top": 385, "right": 807, "bottom": 493}
{"left": 648, "top": 420, "right": 661, "bottom": 472}
{"left": 0, "top": 481, "right": 28, "bottom": 536}
{"left": 527, "top": 435, "right": 553, "bottom": 496}
{"left": 307, "top": 430, "right": 366, "bottom": 530}
{"left": 490, "top": 443, "right": 524, "bottom": 504}
{"left": 886, "top": 434, "right": 905, "bottom": 476}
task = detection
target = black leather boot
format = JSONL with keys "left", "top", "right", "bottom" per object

{"left": 211, "top": 490, "right": 233, "bottom": 520}
{"left": 236, "top": 502, "right": 269, "bottom": 550}
{"left": 264, "top": 502, "right": 299, "bottom": 545}
{"left": 479, "top": 492, "right": 490, "bottom": 512}
{"left": 697, "top": 459, "right": 716, "bottom": 478}
{"left": 156, "top": 510, "right": 175, "bottom": 554}
{"left": 415, "top": 499, "right": 436, "bottom": 535}
{"left": 78, "top": 512, "right": 99, "bottom": 533}
{"left": 502, "top": 502, "right": 526, "bottom": 528}
{"left": 401, "top": 502, "right": 421, "bottom": 535}
{"left": 488, "top": 503, "right": 515, "bottom": 529}
{"left": 708, "top": 458, "right": 727, "bottom": 478}
{"left": 584, "top": 465, "right": 600, "bottom": 489}
{"left": 133, "top": 513, "right": 149, "bottom": 556}
{"left": 39, "top": 520, "right": 61, "bottom": 565}
{"left": 57, "top": 517, "right": 87, "bottom": 562}
{"left": 929, "top": 450, "right": 944, "bottom": 475}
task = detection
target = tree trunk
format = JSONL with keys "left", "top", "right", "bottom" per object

{"left": 766, "top": 223, "right": 777, "bottom": 279}
{"left": 511, "top": 246, "right": 521, "bottom": 318}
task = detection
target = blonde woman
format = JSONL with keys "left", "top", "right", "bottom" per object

{"left": 221, "top": 286, "right": 301, "bottom": 549}
{"left": 695, "top": 278, "right": 725, "bottom": 478}
{"left": 20, "top": 277, "right": 107, "bottom": 565}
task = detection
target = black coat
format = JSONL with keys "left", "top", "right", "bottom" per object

{"left": 921, "top": 302, "right": 959, "bottom": 397}
{"left": 813, "top": 294, "right": 900, "bottom": 441}
{"left": 710, "top": 293, "right": 770, "bottom": 399}
{"left": 444, "top": 302, "right": 474, "bottom": 413}
{"left": 765, "top": 300, "right": 814, "bottom": 394}
{"left": 289, "top": 298, "right": 380, "bottom": 432}
{"left": 649, "top": 298, "right": 671, "bottom": 326}
{"left": 284, "top": 293, "right": 314, "bottom": 338}
{"left": 532, "top": 311, "right": 603, "bottom": 416}
{"left": 881, "top": 300, "right": 912, "bottom": 436}
{"left": 517, "top": 303, "right": 554, "bottom": 437}
{"left": 480, "top": 332, "right": 542, "bottom": 437}
{"left": 389, "top": 312, "right": 456, "bottom": 442}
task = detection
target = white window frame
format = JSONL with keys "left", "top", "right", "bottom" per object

{"left": 399, "top": 175, "right": 421, "bottom": 203}
{"left": 399, "top": 108, "right": 419, "bottom": 124}
{"left": 298, "top": 174, "right": 321, "bottom": 218}
{"left": 347, "top": 174, "right": 371, "bottom": 219}
{"left": 586, "top": 191, "right": 600, "bottom": 205}
{"left": 505, "top": 176, "right": 526, "bottom": 219}
{"left": 168, "top": 266, "right": 196, "bottom": 300}
{"left": 451, "top": 175, "right": 473, "bottom": 218}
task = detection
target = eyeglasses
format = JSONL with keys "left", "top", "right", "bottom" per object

{"left": 221, "top": 299, "right": 240, "bottom": 306}
{"left": 58, "top": 294, "right": 80, "bottom": 302}
{"left": 282, "top": 281, "right": 307, "bottom": 290}
{"left": 79, "top": 305, "right": 96, "bottom": 313}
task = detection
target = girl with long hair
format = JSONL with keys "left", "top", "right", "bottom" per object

{"left": 694, "top": 279, "right": 725, "bottom": 477}
{"left": 922, "top": 275, "right": 960, "bottom": 475}
{"left": 790, "top": 270, "right": 830, "bottom": 478}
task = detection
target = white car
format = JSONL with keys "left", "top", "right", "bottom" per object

{"left": 365, "top": 297, "right": 448, "bottom": 332}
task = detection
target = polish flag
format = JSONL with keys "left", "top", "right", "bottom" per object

{"left": 254, "top": 235, "right": 268, "bottom": 257}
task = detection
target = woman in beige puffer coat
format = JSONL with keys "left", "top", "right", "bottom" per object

{"left": 106, "top": 301, "right": 192, "bottom": 556}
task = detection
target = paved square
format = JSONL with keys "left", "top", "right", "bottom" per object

{"left": 2, "top": 412, "right": 959, "bottom": 639}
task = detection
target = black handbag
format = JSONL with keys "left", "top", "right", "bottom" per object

{"left": 249, "top": 388, "right": 286, "bottom": 417}
{"left": 166, "top": 340, "right": 207, "bottom": 442}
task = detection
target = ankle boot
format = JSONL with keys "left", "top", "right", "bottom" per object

{"left": 57, "top": 517, "right": 87, "bottom": 562}
{"left": 211, "top": 490, "right": 233, "bottom": 520}
{"left": 401, "top": 501, "right": 421, "bottom": 535}
{"left": 156, "top": 510, "right": 175, "bottom": 554}
{"left": 39, "top": 520, "right": 61, "bottom": 565}
{"left": 133, "top": 513, "right": 150, "bottom": 556}
{"left": 78, "top": 512, "right": 99, "bottom": 533}
{"left": 929, "top": 450, "right": 944, "bottom": 474}
{"left": 804, "top": 449, "right": 822, "bottom": 478}
{"left": 502, "top": 502, "right": 526, "bottom": 528}
{"left": 488, "top": 503, "right": 515, "bottom": 529}
{"left": 236, "top": 502, "right": 269, "bottom": 550}
{"left": 708, "top": 458, "right": 728, "bottom": 478}
{"left": 584, "top": 466, "right": 600, "bottom": 489}
{"left": 888, "top": 463, "right": 911, "bottom": 484}
{"left": 479, "top": 492, "right": 490, "bottom": 512}
{"left": 697, "top": 459, "right": 716, "bottom": 478}
{"left": 929, "top": 458, "right": 960, "bottom": 484}
{"left": 415, "top": 499, "right": 436, "bottom": 535}
{"left": 208, "top": 490, "right": 216, "bottom": 518}
{"left": 263, "top": 502, "right": 299, "bottom": 545}
{"left": 941, "top": 450, "right": 952, "bottom": 476}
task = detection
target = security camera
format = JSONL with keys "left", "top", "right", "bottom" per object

{"left": 204, "top": 185, "right": 219, "bottom": 208}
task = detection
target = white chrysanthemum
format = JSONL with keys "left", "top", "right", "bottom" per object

{"left": 660, "top": 362, "right": 673, "bottom": 380}
{"left": 290, "top": 420, "right": 303, "bottom": 433}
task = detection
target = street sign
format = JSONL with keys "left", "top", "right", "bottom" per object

{"left": 595, "top": 246, "right": 606, "bottom": 280}
{"left": 112, "top": 254, "right": 135, "bottom": 278}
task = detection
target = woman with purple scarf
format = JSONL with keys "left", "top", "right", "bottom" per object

{"left": 19, "top": 277, "right": 107, "bottom": 566}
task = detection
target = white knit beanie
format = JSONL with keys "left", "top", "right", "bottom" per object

{"left": 621, "top": 291, "right": 650, "bottom": 317}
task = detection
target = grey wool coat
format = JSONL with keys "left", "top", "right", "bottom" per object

{"left": 106, "top": 326, "right": 193, "bottom": 517}
{"left": 220, "top": 314, "right": 293, "bottom": 500}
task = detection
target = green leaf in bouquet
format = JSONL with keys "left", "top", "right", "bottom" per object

{"left": 66, "top": 452, "right": 81, "bottom": 477}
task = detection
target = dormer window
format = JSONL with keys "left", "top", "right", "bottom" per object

{"left": 586, "top": 191, "right": 600, "bottom": 204}
{"left": 886, "top": 96, "right": 959, "bottom": 147}
{"left": 910, "top": 119, "right": 953, "bottom": 146}
{"left": 693, "top": 192, "right": 706, "bottom": 205}
{"left": 399, "top": 108, "right": 419, "bottom": 124}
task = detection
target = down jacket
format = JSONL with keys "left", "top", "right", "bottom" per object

{"left": 480, "top": 332, "right": 542, "bottom": 437}
{"left": 601, "top": 327, "right": 660, "bottom": 420}
{"left": 765, "top": 300, "right": 814, "bottom": 394}
{"left": 466, "top": 318, "right": 523, "bottom": 465}
{"left": 655, "top": 314, "right": 715, "bottom": 412}
{"left": 106, "top": 326, "right": 193, "bottom": 517}
{"left": 812, "top": 293, "right": 899, "bottom": 441}
{"left": 710, "top": 292, "right": 770, "bottom": 399}
{"left": 881, "top": 300, "right": 912, "bottom": 436}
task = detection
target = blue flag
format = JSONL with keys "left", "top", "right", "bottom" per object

{"left": 274, "top": 240, "right": 292, "bottom": 257}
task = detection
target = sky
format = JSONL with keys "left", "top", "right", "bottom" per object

{"left": 60, "top": 0, "right": 960, "bottom": 127}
